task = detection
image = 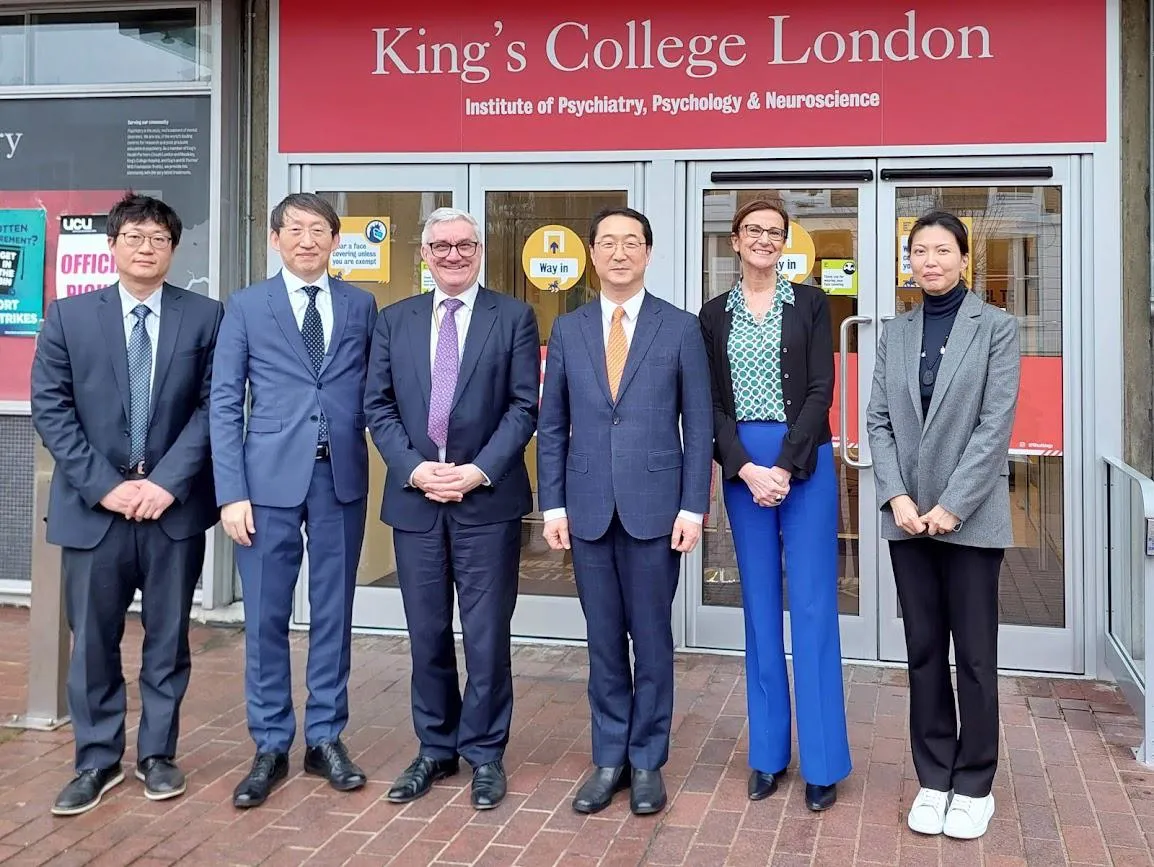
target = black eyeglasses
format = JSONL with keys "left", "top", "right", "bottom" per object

{"left": 740, "top": 225, "right": 788, "bottom": 242}
{"left": 428, "top": 240, "right": 480, "bottom": 258}
{"left": 118, "top": 232, "right": 173, "bottom": 250}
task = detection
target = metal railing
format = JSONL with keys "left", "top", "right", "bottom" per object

{"left": 1103, "top": 456, "right": 1154, "bottom": 766}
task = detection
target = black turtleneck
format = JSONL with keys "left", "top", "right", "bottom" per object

{"left": 919, "top": 282, "right": 966, "bottom": 416}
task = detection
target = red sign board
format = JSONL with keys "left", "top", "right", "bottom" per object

{"left": 279, "top": 0, "right": 1106, "bottom": 154}
{"left": 0, "top": 190, "right": 124, "bottom": 401}
{"left": 832, "top": 353, "right": 1063, "bottom": 457}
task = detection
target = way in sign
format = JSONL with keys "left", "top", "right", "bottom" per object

{"left": 530, "top": 258, "right": 579, "bottom": 278}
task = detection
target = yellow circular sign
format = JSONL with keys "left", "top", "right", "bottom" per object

{"left": 778, "top": 221, "right": 816, "bottom": 282}
{"left": 521, "top": 225, "right": 587, "bottom": 292}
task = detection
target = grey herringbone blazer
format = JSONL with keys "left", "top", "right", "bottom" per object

{"left": 865, "top": 291, "right": 1020, "bottom": 549}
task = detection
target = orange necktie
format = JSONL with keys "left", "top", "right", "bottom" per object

{"left": 606, "top": 305, "right": 628, "bottom": 401}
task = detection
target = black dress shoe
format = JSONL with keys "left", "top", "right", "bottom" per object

{"left": 572, "top": 764, "right": 630, "bottom": 814}
{"left": 748, "top": 768, "right": 787, "bottom": 801}
{"left": 136, "top": 757, "right": 186, "bottom": 801}
{"left": 387, "top": 755, "right": 460, "bottom": 804}
{"left": 304, "top": 740, "right": 366, "bottom": 792}
{"left": 52, "top": 765, "right": 125, "bottom": 816}
{"left": 806, "top": 782, "right": 837, "bottom": 812}
{"left": 470, "top": 760, "right": 506, "bottom": 810}
{"left": 233, "top": 752, "right": 289, "bottom": 809}
{"left": 630, "top": 768, "right": 667, "bottom": 815}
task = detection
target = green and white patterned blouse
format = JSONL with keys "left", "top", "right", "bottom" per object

{"left": 726, "top": 275, "right": 794, "bottom": 422}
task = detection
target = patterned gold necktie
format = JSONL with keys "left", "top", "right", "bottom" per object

{"left": 606, "top": 305, "right": 628, "bottom": 401}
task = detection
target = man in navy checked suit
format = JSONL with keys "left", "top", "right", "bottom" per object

{"left": 537, "top": 207, "right": 713, "bottom": 817}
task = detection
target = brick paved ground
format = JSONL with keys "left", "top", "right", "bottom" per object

{"left": 0, "top": 606, "right": 1153, "bottom": 866}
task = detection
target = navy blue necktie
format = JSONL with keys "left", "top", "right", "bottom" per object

{"left": 127, "top": 304, "right": 152, "bottom": 469}
{"left": 301, "top": 286, "right": 328, "bottom": 443}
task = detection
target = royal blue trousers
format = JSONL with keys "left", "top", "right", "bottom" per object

{"left": 723, "top": 421, "right": 852, "bottom": 786}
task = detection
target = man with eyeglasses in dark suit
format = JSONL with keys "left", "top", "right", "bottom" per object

{"left": 365, "top": 207, "right": 539, "bottom": 811}
{"left": 31, "top": 193, "right": 223, "bottom": 816}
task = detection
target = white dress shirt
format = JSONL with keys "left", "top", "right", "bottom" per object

{"left": 543, "top": 288, "right": 703, "bottom": 526}
{"left": 119, "top": 283, "right": 162, "bottom": 393}
{"left": 430, "top": 283, "right": 479, "bottom": 388}
{"left": 282, "top": 268, "right": 333, "bottom": 349}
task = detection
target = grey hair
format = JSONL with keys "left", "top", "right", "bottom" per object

{"left": 421, "top": 207, "right": 481, "bottom": 245}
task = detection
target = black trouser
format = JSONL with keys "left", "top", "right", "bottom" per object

{"left": 62, "top": 519, "right": 205, "bottom": 771}
{"left": 889, "top": 538, "right": 1003, "bottom": 798}
{"left": 392, "top": 512, "right": 521, "bottom": 768}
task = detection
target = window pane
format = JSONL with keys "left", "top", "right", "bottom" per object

{"left": 894, "top": 186, "right": 1065, "bottom": 628}
{"left": 0, "top": 17, "right": 23, "bottom": 85}
{"left": 484, "top": 189, "right": 629, "bottom": 600}
{"left": 28, "top": 9, "right": 207, "bottom": 85}
{"left": 701, "top": 188, "right": 862, "bottom": 617}
{"left": 318, "top": 191, "right": 453, "bottom": 596}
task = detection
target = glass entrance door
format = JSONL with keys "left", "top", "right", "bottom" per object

{"left": 876, "top": 157, "right": 1082, "bottom": 674}
{"left": 685, "top": 161, "right": 881, "bottom": 661}
{"left": 303, "top": 163, "right": 469, "bottom": 631}
{"left": 470, "top": 163, "right": 643, "bottom": 641}
{"left": 685, "top": 157, "right": 1083, "bottom": 674}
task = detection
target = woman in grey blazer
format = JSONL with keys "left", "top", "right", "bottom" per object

{"left": 866, "top": 212, "right": 1020, "bottom": 842}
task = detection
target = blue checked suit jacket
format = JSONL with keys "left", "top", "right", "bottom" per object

{"left": 537, "top": 292, "right": 713, "bottom": 542}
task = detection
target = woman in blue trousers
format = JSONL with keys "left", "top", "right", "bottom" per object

{"left": 698, "top": 199, "right": 851, "bottom": 811}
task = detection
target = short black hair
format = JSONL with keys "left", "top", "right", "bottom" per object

{"left": 588, "top": 206, "right": 653, "bottom": 248}
{"left": 908, "top": 210, "right": 969, "bottom": 256}
{"left": 106, "top": 192, "right": 183, "bottom": 247}
{"left": 270, "top": 193, "right": 341, "bottom": 236}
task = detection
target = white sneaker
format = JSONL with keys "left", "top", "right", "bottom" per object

{"left": 943, "top": 793, "right": 995, "bottom": 839}
{"left": 907, "top": 787, "right": 951, "bottom": 835}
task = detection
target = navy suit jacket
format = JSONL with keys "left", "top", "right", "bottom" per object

{"left": 536, "top": 293, "right": 713, "bottom": 542}
{"left": 30, "top": 283, "right": 223, "bottom": 550}
{"left": 209, "top": 273, "right": 377, "bottom": 508}
{"left": 364, "top": 286, "right": 539, "bottom": 533}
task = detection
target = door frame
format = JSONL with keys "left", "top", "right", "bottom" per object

{"left": 875, "top": 155, "right": 1084, "bottom": 674}
{"left": 682, "top": 159, "right": 882, "bottom": 662}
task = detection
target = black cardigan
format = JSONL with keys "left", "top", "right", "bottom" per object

{"left": 698, "top": 281, "right": 834, "bottom": 481}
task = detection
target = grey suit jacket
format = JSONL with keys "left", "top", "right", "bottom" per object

{"left": 865, "top": 291, "right": 1020, "bottom": 548}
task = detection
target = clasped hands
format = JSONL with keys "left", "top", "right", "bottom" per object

{"left": 739, "top": 462, "right": 791, "bottom": 507}
{"left": 99, "top": 479, "right": 175, "bottom": 522}
{"left": 889, "top": 494, "right": 959, "bottom": 536}
{"left": 411, "top": 461, "right": 486, "bottom": 504}
{"left": 543, "top": 516, "right": 702, "bottom": 554}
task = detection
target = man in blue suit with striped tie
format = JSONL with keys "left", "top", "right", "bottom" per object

{"left": 210, "top": 193, "right": 377, "bottom": 809}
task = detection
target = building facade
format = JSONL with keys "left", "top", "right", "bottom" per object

{"left": 1, "top": 0, "right": 1151, "bottom": 682}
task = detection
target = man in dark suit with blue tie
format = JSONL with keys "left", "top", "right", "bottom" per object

{"left": 365, "top": 207, "right": 539, "bottom": 810}
{"left": 210, "top": 193, "right": 377, "bottom": 809}
{"left": 537, "top": 207, "right": 713, "bottom": 816}
{"left": 31, "top": 193, "right": 223, "bottom": 816}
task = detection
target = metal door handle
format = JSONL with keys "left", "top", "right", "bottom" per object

{"left": 839, "top": 315, "right": 872, "bottom": 469}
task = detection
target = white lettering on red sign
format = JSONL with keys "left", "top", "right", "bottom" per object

{"left": 370, "top": 11, "right": 993, "bottom": 84}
